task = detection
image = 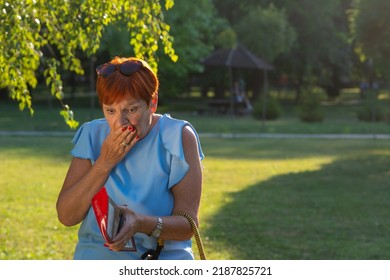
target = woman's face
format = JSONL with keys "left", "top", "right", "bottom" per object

{"left": 102, "top": 95, "right": 156, "bottom": 140}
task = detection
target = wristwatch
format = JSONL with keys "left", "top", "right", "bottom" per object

{"left": 149, "top": 217, "right": 163, "bottom": 238}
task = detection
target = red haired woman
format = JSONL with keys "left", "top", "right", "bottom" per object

{"left": 57, "top": 57, "right": 204, "bottom": 260}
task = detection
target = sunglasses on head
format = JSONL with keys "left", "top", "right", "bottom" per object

{"left": 96, "top": 60, "right": 143, "bottom": 78}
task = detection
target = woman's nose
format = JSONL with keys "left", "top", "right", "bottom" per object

{"left": 117, "top": 113, "right": 129, "bottom": 127}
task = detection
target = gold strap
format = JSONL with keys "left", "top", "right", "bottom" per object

{"left": 173, "top": 211, "right": 207, "bottom": 260}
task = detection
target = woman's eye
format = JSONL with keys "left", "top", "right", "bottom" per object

{"left": 127, "top": 107, "right": 137, "bottom": 113}
{"left": 105, "top": 109, "right": 115, "bottom": 114}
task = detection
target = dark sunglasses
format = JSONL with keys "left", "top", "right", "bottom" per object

{"left": 96, "top": 60, "right": 143, "bottom": 78}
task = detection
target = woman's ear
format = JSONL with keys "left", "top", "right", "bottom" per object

{"left": 150, "top": 96, "right": 158, "bottom": 113}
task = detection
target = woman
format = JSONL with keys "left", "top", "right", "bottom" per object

{"left": 56, "top": 56, "right": 204, "bottom": 260}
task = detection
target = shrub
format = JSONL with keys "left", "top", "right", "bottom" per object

{"left": 252, "top": 94, "right": 282, "bottom": 120}
{"left": 357, "top": 90, "right": 385, "bottom": 122}
{"left": 298, "top": 87, "right": 325, "bottom": 123}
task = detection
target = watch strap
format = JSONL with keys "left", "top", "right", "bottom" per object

{"left": 149, "top": 217, "right": 163, "bottom": 238}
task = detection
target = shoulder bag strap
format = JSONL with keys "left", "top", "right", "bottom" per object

{"left": 173, "top": 211, "right": 207, "bottom": 260}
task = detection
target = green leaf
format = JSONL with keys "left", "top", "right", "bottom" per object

{"left": 165, "top": 0, "right": 174, "bottom": 10}
{"left": 1, "top": 0, "right": 176, "bottom": 129}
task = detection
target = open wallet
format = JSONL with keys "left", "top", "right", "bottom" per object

{"left": 91, "top": 187, "right": 137, "bottom": 251}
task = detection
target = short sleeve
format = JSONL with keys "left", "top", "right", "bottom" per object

{"left": 159, "top": 115, "right": 204, "bottom": 189}
{"left": 71, "top": 119, "right": 110, "bottom": 162}
{"left": 71, "top": 122, "right": 96, "bottom": 161}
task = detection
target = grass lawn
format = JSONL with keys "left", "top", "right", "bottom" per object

{"left": 1, "top": 96, "right": 390, "bottom": 134}
{"left": 201, "top": 138, "right": 390, "bottom": 260}
{"left": 1, "top": 135, "right": 390, "bottom": 260}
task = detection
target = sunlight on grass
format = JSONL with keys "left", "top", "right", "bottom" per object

{"left": 0, "top": 137, "right": 78, "bottom": 260}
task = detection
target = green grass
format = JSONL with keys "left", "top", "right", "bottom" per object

{"left": 1, "top": 136, "right": 390, "bottom": 260}
{"left": 0, "top": 137, "right": 76, "bottom": 259}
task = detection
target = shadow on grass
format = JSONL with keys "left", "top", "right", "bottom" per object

{"left": 206, "top": 153, "right": 390, "bottom": 259}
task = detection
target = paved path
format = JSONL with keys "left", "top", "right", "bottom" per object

{"left": 199, "top": 132, "right": 390, "bottom": 139}
{"left": 1, "top": 130, "right": 390, "bottom": 139}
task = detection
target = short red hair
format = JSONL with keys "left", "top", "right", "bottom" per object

{"left": 96, "top": 57, "right": 159, "bottom": 106}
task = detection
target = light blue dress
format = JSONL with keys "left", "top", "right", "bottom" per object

{"left": 70, "top": 114, "right": 204, "bottom": 260}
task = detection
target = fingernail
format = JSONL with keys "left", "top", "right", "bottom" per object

{"left": 122, "top": 127, "right": 127, "bottom": 132}
{"left": 128, "top": 126, "right": 134, "bottom": 131}
{"left": 136, "top": 135, "right": 139, "bottom": 140}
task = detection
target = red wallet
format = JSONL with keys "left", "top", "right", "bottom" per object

{"left": 91, "top": 187, "right": 136, "bottom": 251}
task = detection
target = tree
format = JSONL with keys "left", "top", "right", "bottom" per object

{"left": 349, "top": 0, "right": 390, "bottom": 82}
{"left": 0, "top": 0, "right": 177, "bottom": 128}
{"left": 213, "top": 0, "right": 353, "bottom": 100}
{"left": 270, "top": 0, "right": 352, "bottom": 100}
{"left": 234, "top": 4, "right": 296, "bottom": 62}
{"left": 234, "top": 4, "right": 296, "bottom": 100}
{"left": 156, "top": 0, "right": 221, "bottom": 97}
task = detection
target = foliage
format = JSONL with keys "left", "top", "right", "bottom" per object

{"left": 348, "top": 0, "right": 390, "bottom": 78}
{"left": 357, "top": 90, "right": 386, "bottom": 122}
{"left": 298, "top": 87, "right": 326, "bottom": 123}
{"left": 214, "top": 0, "right": 353, "bottom": 100}
{"left": 282, "top": 0, "right": 351, "bottom": 97}
{"left": 252, "top": 94, "right": 282, "bottom": 120}
{"left": 156, "top": 0, "right": 221, "bottom": 97}
{"left": 98, "top": 23, "right": 133, "bottom": 59}
{"left": 213, "top": 27, "right": 237, "bottom": 50}
{"left": 2, "top": 0, "right": 390, "bottom": 126}
{"left": 234, "top": 4, "right": 296, "bottom": 61}
{"left": 0, "top": 0, "right": 177, "bottom": 128}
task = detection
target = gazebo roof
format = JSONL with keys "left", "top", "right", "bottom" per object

{"left": 202, "top": 43, "right": 274, "bottom": 70}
